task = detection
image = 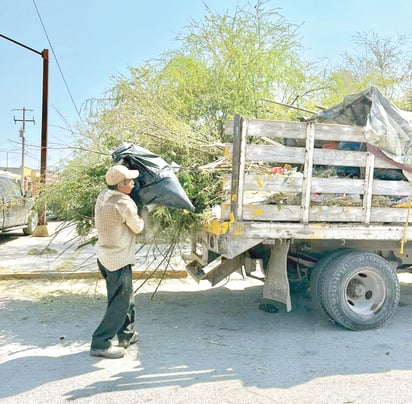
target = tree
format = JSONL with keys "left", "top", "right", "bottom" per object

{"left": 42, "top": 0, "right": 318, "bottom": 239}
{"left": 167, "top": 0, "right": 316, "bottom": 121}
{"left": 319, "top": 31, "right": 412, "bottom": 107}
{"left": 43, "top": 4, "right": 412, "bottom": 247}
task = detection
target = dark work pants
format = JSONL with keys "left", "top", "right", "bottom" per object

{"left": 91, "top": 260, "right": 136, "bottom": 350}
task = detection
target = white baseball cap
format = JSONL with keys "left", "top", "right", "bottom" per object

{"left": 105, "top": 165, "right": 140, "bottom": 186}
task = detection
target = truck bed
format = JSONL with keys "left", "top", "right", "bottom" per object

{"left": 215, "top": 116, "right": 412, "bottom": 243}
{"left": 186, "top": 114, "right": 409, "bottom": 327}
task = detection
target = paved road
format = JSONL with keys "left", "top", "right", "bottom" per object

{"left": 1, "top": 272, "right": 412, "bottom": 403}
{"left": 0, "top": 223, "right": 412, "bottom": 403}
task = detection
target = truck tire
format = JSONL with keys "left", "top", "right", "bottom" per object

{"left": 310, "top": 248, "right": 355, "bottom": 318}
{"left": 320, "top": 251, "right": 400, "bottom": 330}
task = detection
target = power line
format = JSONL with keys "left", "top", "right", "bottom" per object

{"left": 32, "top": 0, "right": 85, "bottom": 129}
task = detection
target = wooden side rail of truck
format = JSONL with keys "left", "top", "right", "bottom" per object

{"left": 183, "top": 115, "right": 412, "bottom": 330}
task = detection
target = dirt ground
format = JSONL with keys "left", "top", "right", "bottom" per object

{"left": 1, "top": 271, "right": 412, "bottom": 403}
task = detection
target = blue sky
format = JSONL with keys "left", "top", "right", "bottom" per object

{"left": 1, "top": 0, "right": 411, "bottom": 170}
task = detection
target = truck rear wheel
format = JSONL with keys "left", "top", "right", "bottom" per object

{"left": 310, "top": 248, "right": 355, "bottom": 318}
{"left": 320, "top": 251, "right": 400, "bottom": 330}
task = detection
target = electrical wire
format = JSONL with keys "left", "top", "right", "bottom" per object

{"left": 32, "top": 0, "right": 85, "bottom": 129}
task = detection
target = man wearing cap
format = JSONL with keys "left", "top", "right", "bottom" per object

{"left": 90, "top": 165, "right": 145, "bottom": 359}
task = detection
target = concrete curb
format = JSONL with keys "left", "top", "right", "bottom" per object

{"left": 0, "top": 270, "right": 188, "bottom": 281}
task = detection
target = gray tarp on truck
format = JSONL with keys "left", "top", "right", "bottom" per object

{"left": 307, "top": 86, "right": 412, "bottom": 172}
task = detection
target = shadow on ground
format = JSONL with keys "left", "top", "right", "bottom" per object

{"left": 0, "top": 278, "right": 411, "bottom": 401}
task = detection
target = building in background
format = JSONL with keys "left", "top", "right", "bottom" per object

{"left": 0, "top": 166, "right": 40, "bottom": 196}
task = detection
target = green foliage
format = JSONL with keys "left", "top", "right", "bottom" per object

{"left": 38, "top": 155, "right": 110, "bottom": 235}
{"left": 178, "top": 169, "right": 223, "bottom": 213}
{"left": 319, "top": 31, "right": 412, "bottom": 107}
{"left": 45, "top": 1, "right": 412, "bottom": 241}
{"left": 170, "top": 0, "right": 314, "bottom": 121}
{"left": 139, "top": 170, "right": 224, "bottom": 242}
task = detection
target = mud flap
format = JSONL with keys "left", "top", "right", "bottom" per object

{"left": 263, "top": 240, "right": 291, "bottom": 312}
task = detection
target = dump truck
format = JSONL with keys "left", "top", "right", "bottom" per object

{"left": 183, "top": 102, "right": 412, "bottom": 331}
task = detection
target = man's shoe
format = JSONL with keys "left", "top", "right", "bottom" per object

{"left": 90, "top": 345, "right": 125, "bottom": 359}
{"left": 118, "top": 333, "right": 139, "bottom": 348}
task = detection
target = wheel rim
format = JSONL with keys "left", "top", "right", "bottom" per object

{"left": 344, "top": 268, "right": 386, "bottom": 316}
{"left": 31, "top": 214, "right": 38, "bottom": 228}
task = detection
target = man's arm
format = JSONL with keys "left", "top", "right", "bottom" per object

{"left": 123, "top": 200, "right": 145, "bottom": 234}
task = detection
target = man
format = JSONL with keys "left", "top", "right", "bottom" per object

{"left": 90, "top": 165, "right": 145, "bottom": 359}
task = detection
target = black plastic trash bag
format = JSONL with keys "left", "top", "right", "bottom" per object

{"left": 112, "top": 142, "right": 195, "bottom": 211}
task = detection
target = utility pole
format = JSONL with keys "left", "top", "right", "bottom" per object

{"left": 1, "top": 33, "right": 49, "bottom": 236}
{"left": 13, "top": 107, "right": 35, "bottom": 191}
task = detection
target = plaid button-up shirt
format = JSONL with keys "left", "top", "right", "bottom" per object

{"left": 94, "top": 189, "right": 144, "bottom": 271}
